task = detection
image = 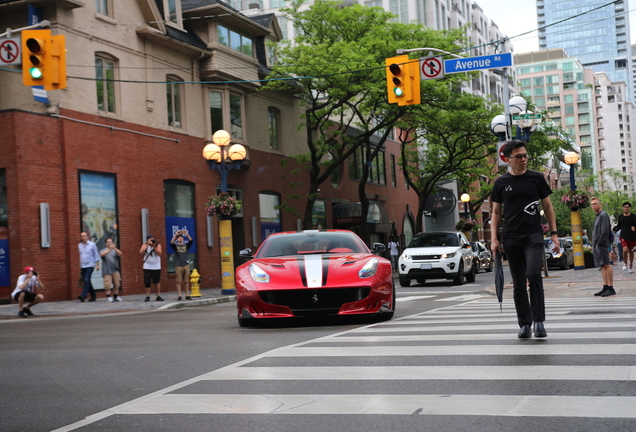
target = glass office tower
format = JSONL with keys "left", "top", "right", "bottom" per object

{"left": 537, "top": 0, "right": 633, "bottom": 103}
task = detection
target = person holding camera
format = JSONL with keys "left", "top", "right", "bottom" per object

{"left": 78, "top": 231, "right": 100, "bottom": 302}
{"left": 140, "top": 234, "right": 163, "bottom": 301}
{"left": 170, "top": 230, "right": 193, "bottom": 300}
{"left": 100, "top": 238, "right": 123, "bottom": 302}
{"left": 12, "top": 266, "right": 44, "bottom": 318}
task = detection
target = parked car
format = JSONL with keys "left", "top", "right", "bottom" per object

{"left": 564, "top": 235, "right": 592, "bottom": 252}
{"left": 470, "top": 241, "right": 493, "bottom": 273}
{"left": 398, "top": 231, "right": 475, "bottom": 287}
{"left": 235, "top": 230, "right": 395, "bottom": 327}
{"left": 544, "top": 238, "right": 574, "bottom": 269}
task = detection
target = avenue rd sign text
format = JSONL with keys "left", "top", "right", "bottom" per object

{"left": 443, "top": 53, "right": 512, "bottom": 74}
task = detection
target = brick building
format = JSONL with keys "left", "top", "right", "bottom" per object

{"left": 0, "top": 0, "right": 419, "bottom": 302}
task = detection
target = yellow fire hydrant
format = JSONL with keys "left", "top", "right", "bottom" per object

{"left": 189, "top": 268, "right": 201, "bottom": 298}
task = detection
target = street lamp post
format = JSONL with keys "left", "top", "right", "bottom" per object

{"left": 564, "top": 151, "right": 585, "bottom": 270}
{"left": 460, "top": 193, "right": 471, "bottom": 240}
{"left": 202, "top": 130, "right": 247, "bottom": 295}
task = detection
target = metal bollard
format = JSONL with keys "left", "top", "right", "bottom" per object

{"left": 189, "top": 268, "right": 201, "bottom": 297}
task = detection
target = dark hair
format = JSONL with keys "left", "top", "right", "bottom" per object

{"left": 502, "top": 140, "right": 527, "bottom": 157}
{"left": 623, "top": 201, "right": 632, "bottom": 207}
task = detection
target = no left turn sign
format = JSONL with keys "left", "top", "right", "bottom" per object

{"left": 420, "top": 56, "right": 444, "bottom": 80}
{"left": 0, "top": 38, "right": 21, "bottom": 65}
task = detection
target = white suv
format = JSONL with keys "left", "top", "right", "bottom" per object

{"left": 398, "top": 231, "right": 475, "bottom": 286}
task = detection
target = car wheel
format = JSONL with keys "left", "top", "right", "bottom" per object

{"left": 380, "top": 286, "right": 396, "bottom": 321}
{"left": 466, "top": 264, "right": 476, "bottom": 283}
{"left": 485, "top": 262, "right": 493, "bottom": 272}
{"left": 238, "top": 316, "right": 252, "bottom": 327}
{"left": 453, "top": 262, "right": 464, "bottom": 285}
{"left": 559, "top": 255, "right": 567, "bottom": 270}
{"left": 399, "top": 275, "right": 411, "bottom": 287}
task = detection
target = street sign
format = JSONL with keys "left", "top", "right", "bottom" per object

{"left": 512, "top": 113, "right": 542, "bottom": 126}
{"left": 420, "top": 56, "right": 444, "bottom": 80}
{"left": 444, "top": 53, "right": 512, "bottom": 74}
{"left": 0, "top": 38, "right": 21, "bottom": 65}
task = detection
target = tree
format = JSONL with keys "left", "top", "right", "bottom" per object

{"left": 264, "top": 0, "right": 465, "bottom": 231}
{"left": 396, "top": 85, "right": 500, "bottom": 233}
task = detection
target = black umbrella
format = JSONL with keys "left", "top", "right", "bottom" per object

{"left": 495, "top": 250, "right": 504, "bottom": 312}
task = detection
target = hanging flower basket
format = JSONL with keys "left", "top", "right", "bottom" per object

{"left": 455, "top": 218, "right": 478, "bottom": 232}
{"left": 205, "top": 193, "right": 242, "bottom": 217}
{"left": 561, "top": 190, "right": 590, "bottom": 211}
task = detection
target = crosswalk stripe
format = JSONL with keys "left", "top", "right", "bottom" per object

{"left": 113, "top": 394, "right": 636, "bottom": 418}
{"left": 316, "top": 331, "right": 636, "bottom": 342}
{"left": 347, "top": 321, "right": 636, "bottom": 333}
{"left": 200, "top": 365, "right": 636, "bottom": 381}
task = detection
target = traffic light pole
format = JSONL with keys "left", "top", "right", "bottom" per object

{"left": 0, "top": 20, "right": 50, "bottom": 38}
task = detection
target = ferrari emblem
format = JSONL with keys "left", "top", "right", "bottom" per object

{"left": 311, "top": 294, "right": 319, "bottom": 303}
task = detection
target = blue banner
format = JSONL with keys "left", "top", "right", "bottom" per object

{"left": 0, "top": 239, "right": 9, "bottom": 287}
{"left": 165, "top": 217, "right": 197, "bottom": 253}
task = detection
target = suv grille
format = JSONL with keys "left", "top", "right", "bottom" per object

{"left": 411, "top": 254, "right": 441, "bottom": 260}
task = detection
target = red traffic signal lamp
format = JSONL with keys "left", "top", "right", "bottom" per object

{"left": 22, "top": 29, "right": 67, "bottom": 90}
{"left": 385, "top": 55, "right": 421, "bottom": 106}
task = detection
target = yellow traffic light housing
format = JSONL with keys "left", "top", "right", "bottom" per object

{"left": 22, "top": 29, "right": 67, "bottom": 90}
{"left": 385, "top": 55, "right": 421, "bottom": 106}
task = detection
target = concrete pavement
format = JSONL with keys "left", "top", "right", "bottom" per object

{"left": 0, "top": 287, "right": 236, "bottom": 321}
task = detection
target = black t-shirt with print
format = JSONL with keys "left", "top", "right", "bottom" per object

{"left": 617, "top": 213, "right": 636, "bottom": 242}
{"left": 491, "top": 170, "right": 552, "bottom": 236}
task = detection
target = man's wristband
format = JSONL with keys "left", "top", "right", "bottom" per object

{"left": 550, "top": 231, "right": 558, "bottom": 236}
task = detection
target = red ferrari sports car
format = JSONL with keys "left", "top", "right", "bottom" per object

{"left": 235, "top": 230, "right": 395, "bottom": 326}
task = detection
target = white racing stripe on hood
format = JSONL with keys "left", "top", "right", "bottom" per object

{"left": 304, "top": 255, "right": 323, "bottom": 287}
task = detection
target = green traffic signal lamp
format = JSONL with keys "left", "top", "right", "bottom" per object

{"left": 29, "top": 67, "right": 43, "bottom": 79}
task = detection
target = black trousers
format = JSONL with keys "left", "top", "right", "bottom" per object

{"left": 503, "top": 231, "right": 545, "bottom": 327}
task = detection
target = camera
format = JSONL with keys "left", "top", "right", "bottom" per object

{"left": 32, "top": 271, "right": 38, "bottom": 276}
{"left": 151, "top": 239, "right": 157, "bottom": 244}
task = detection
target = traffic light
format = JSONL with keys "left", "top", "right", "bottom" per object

{"left": 22, "top": 29, "right": 67, "bottom": 90}
{"left": 385, "top": 55, "right": 421, "bottom": 106}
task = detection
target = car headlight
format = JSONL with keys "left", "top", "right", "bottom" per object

{"left": 441, "top": 252, "right": 457, "bottom": 259}
{"left": 401, "top": 253, "right": 410, "bottom": 260}
{"left": 249, "top": 263, "right": 270, "bottom": 283}
{"left": 359, "top": 258, "right": 378, "bottom": 279}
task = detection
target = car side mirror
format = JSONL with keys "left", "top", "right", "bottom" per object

{"left": 372, "top": 243, "right": 385, "bottom": 254}
{"left": 239, "top": 248, "right": 253, "bottom": 260}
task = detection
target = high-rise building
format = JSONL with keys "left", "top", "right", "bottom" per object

{"left": 537, "top": 0, "right": 633, "bottom": 103}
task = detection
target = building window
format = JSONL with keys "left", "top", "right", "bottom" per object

{"left": 390, "top": 154, "right": 397, "bottom": 187}
{"left": 259, "top": 192, "right": 281, "bottom": 240}
{"left": 164, "top": 180, "right": 197, "bottom": 273}
{"left": 218, "top": 25, "right": 253, "bottom": 56}
{"left": 166, "top": 77, "right": 182, "bottom": 128}
{"left": 96, "top": 0, "right": 110, "bottom": 16}
{"left": 209, "top": 90, "right": 244, "bottom": 140}
{"left": 271, "top": 0, "right": 286, "bottom": 6}
{"left": 330, "top": 164, "right": 342, "bottom": 189}
{"left": 268, "top": 107, "right": 280, "bottom": 150}
{"left": 164, "top": 0, "right": 182, "bottom": 27}
{"left": 348, "top": 146, "right": 386, "bottom": 185}
{"left": 95, "top": 55, "right": 117, "bottom": 114}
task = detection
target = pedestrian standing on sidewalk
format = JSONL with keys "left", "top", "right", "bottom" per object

{"left": 100, "top": 238, "right": 123, "bottom": 302}
{"left": 170, "top": 230, "right": 192, "bottom": 300}
{"left": 140, "top": 234, "right": 163, "bottom": 302}
{"left": 592, "top": 198, "right": 615, "bottom": 297}
{"left": 387, "top": 236, "right": 400, "bottom": 270}
{"left": 12, "top": 267, "right": 44, "bottom": 318}
{"left": 78, "top": 232, "right": 100, "bottom": 302}
{"left": 616, "top": 201, "right": 636, "bottom": 273}
{"left": 490, "top": 140, "right": 559, "bottom": 339}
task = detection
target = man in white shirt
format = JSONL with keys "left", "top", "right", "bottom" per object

{"left": 78, "top": 232, "right": 100, "bottom": 302}
{"left": 140, "top": 234, "right": 163, "bottom": 302}
{"left": 12, "top": 266, "right": 44, "bottom": 318}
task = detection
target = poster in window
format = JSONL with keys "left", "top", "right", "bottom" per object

{"left": 79, "top": 171, "right": 118, "bottom": 290}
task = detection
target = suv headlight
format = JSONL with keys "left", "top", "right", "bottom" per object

{"left": 249, "top": 263, "right": 270, "bottom": 283}
{"left": 359, "top": 258, "right": 378, "bottom": 278}
{"left": 441, "top": 252, "right": 457, "bottom": 259}
{"left": 401, "top": 253, "right": 410, "bottom": 260}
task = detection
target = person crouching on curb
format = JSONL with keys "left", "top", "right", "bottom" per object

{"left": 170, "top": 230, "right": 193, "bottom": 300}
{"left": 12, "top": 266, "right": 44, "bottom": 318}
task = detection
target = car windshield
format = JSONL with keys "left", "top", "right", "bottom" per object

{"left": 256, "top": 231, "right": 368, "bottom": 258}
{"left": 409, "top": 233, "right": 459, "bottom": 248}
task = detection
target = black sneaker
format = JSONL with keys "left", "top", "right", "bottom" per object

{"left": 18, "top": 310, "right": 27, "bottom": 318}
{"left": 185, "top": 296, "right": 191, "bottom": 300}
{"left": 601, "top": 288, "right": 617, "bottom": 297}
{"left": 144, "top": 296, "right": 150, "bottom": 302}
{"left": 594, "top": 287, "right": 608, "bottom": 296}
{"left": 177, "top": 296, "right": 182, "bottom": 301}
{"left": 22, "top": 307, "right": 34, "bottom": 316}
{"left": 156, "top": 296, "right": 164, "bottom": 301}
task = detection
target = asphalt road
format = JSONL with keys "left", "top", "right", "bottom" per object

{"left": 2, "top": 271, "right": 635, "bottom": 432}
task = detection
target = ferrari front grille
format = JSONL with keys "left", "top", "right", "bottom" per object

{"left": 259, "top": 287, "right": 371, "bottom": 314}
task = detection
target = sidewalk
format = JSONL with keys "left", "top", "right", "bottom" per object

{"left": 0, "top": 288, "right": 236, "bottom": 321}
{"left": 482, "top": 263, "right": 636, "bottom": 299}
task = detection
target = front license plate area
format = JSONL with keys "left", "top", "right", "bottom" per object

{"left": 420, "top": 263, "right": 432, "bottom": 269}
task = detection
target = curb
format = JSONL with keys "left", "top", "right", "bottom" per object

{"left": 155, "top": 295, "right": 237, "bottom": 311}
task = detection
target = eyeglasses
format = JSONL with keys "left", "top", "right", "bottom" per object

{"left": 509, "top": 154, "right": 529, "bottom": 160}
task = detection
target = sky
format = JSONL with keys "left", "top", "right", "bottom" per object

{"left": 474, "top": 0, "right": 636, "bottom": 55}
